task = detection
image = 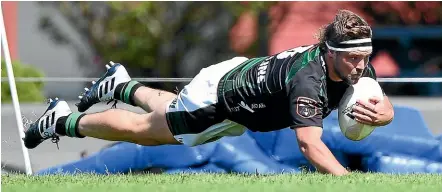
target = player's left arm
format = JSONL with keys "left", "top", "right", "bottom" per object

{"left": 352, "top": 63, "right": 395, "bottom": 126}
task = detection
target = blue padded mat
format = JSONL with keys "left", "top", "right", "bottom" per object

{"left": 37, "top": 141, "right": 217, "bottom": 175}
{"left": 247, "top": 129, "right": 350, "bottom": 170}
{"left": 210, "top": 133, "right": 300, "bottom": 174}
{"left": 362, "top": 152, "right": 442, "bottom": 174}
{"left": 321, "top": 106, "right": 441, "bottom": 161}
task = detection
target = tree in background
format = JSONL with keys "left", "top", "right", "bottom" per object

{"left": 37, "top": 1, "right": 274, "bottom": 91}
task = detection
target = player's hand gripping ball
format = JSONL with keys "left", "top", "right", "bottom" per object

{"left": 338, "top": 77, "right": 384, "bottom": 141}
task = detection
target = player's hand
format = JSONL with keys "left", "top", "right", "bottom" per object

{"left": 351, "top": 96, "right": 394, "bottom": 126}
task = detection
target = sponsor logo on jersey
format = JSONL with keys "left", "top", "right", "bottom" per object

{"left": 232, "top": 101, "right": 267, "bottom": 113}
{"left": 239, "top": 101, "right": 254, "bottom": 113}
{"left": 251, "top": 103, "right": 266, "bottom": 109}
{"left": 230, "top": 106, "right": 240, "bottom": 112}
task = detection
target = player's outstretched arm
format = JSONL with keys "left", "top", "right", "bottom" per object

{"left": 295, "top": 126, "right": 349, "bottom": 176}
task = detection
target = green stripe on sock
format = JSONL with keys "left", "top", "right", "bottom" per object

{"left": 123, "top": 81, "right": 139, "bottom": 104}
{"left": 120, "top": 83, "right": 127, "bottom": 103}
{"left": 65, "top": 112, "right": 82, "bottom": 137}
{"left": 65, "top": 115, "right": 72, "bottom": 137}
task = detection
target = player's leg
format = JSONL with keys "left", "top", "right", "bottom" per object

{"left": 23, "top": 98, "right": 179, "bottom": 149}
{"left": 24, "top": 57, "right": 249, "bottom": 149}
{"left": 75, "top": 61, "right": 176, "bottom": 114}
{"left": 24, "top": 61, "right": 189, "bottom": 149}
{"left": 66, "top": 107, "right": 178, "bottom": 146}
{"left": 131, "top": 86, "right": 176, "bottom": 113}
{"left": 22, "top": 66, "right": 235, "bottom": 149}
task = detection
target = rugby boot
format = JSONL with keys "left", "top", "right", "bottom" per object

{"left": 23, "top": 98, "right": 71, "bottom": 149}
{"left": 76, "top": 61, "right": 131, "bottom": 112}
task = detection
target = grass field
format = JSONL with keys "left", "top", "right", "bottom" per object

{"left": 2, "top": 173, "right": 442, "bottom": 192}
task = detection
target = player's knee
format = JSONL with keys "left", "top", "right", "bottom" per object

{"left": 128, "top": 113, "right": 150, "bottom": 134}
{"left": 147, "top": 109, "right": 168, "bottom": 127}
{"left": 129, "top": 114, "right": 161, "bottom": 145}
{"left": 132, "top": 110, "right": 175, "bottom": 145}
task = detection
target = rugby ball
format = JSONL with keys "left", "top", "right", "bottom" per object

{"left": 338, "top": 77, "right": 384, "bottom": 141}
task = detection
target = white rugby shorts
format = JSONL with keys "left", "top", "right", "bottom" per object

{"left": 165, "top": 57, "right": 249, "bottom": 146}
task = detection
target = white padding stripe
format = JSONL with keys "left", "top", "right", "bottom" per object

{"left": 326, "top": 41, "right": 372, "bottom": 52}
{"left": 339, "top": 38, "right": 372, "bottom": 44}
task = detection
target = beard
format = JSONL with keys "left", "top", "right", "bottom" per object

{"left": 347, "top": 70, "right": 364, "bottom": 84}
{"left": 334, "top": 57, "right": 363, "bottom": 85}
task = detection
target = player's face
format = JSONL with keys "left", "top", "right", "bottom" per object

{"left": 335, "top": 51, "right": 371, "bottom": 84}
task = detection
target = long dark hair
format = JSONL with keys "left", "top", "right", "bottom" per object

{"left": 316, "top": 10, "right": 372, "bottom": 51}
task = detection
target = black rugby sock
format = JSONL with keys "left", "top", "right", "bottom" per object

{"left": 114, "top": 81, "right": 142, "bottom": 106}
{"left": 55, "top": 113, "right": 86, "bottom": 138}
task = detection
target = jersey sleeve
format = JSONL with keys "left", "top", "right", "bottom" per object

{"left": 287, "top": 77, "right": 324, "bottom": 129}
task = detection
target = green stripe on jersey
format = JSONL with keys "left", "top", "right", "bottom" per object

{"left": 220, "top": 57, "right": 267, "bottom": 92}
{"left": 285, "top": 47, "right": 320, "bottom": 84}
{"left": 368, "top": 66, "right": 375, "bottom": 80}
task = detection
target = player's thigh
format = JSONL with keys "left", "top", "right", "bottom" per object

{"left": 150, "top": 109, "right": 182, "bottom": 144}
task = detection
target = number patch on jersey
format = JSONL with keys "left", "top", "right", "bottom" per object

{"left": 296, "top": 96, "right": 318, "bottom": 118}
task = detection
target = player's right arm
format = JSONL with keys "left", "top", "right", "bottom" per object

{"left": 287, "top": 75, "right": 349, "bottom": 176}
{"left": 295, "top": 126, "right": 349, "bottom": 176}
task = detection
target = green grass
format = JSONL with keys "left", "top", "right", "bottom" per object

{"left": 2, "top": 173, "right": 442, "bottom": 192}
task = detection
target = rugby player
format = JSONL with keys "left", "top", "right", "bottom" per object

{"left": 24, "top": 10, "right": 394, "bottom": 176}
